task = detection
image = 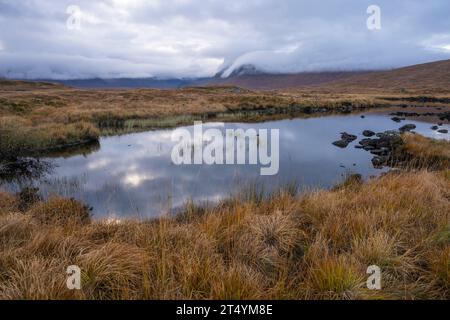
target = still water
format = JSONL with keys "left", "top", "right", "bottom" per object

{"left": 2, "top": 113, "right": 449, "bottom": 219}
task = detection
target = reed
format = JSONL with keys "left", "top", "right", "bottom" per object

{"left": 0, "top": 170, "right": 448, "bottom": 300}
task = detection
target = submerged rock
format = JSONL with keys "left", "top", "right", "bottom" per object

{"left": 431, "top": 126, "right": 439, "bottom": 131}
{"left": 357, "top": 130, "right": 404, "bottom": 168}
{"left": 391, "top": 117, "right": 404, "bottom": 123}
{"left": 332, "top": 132, "right": 357, "bottom": 149}
{"left": 359, "top": 131, "right": 403, "bottom": 149}
{"left": 438, "top": 129, "right": 448, "bottom": 134}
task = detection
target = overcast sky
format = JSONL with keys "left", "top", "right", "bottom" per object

{"left": 1, "top": 0, "right": 450, "bottom": 79}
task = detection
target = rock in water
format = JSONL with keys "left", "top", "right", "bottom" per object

{"left": 357, "top": 130, "right": 405, "bottom": 168}
{"left": 341, "top": 132, "right": 358, "bottom": 142}
{"left": 333, "top": 140, "right": 349, "bottom": 148}
{"left": 372, "top": 156, "right": 388, "bottom": 168}
{"left": 399, "top": 124, "right": 416, "bottom": 132}
{"left": 333, "top": 132, "right": 357, "bottom": 148}
{"left": 363, "top": 130, "right": 375, "bottom": 137}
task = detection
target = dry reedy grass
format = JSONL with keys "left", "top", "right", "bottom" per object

{"left": 2, "top": 80, "right": 450, "bottom": 157}
{"left": 0, "top": 116, "right": 99, "bottom": 157}
{"left": 0, "top": 83, "right": 374, "bottom": 157}
{"left": 0, "top": 170, "right": 448, "bottom": 300}
{"left": 399, "top": 133, "right": 450, "bottom": 169}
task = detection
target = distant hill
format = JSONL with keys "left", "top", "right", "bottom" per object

{"left": 207, "top": 71, "right": 372, "bottom": 90}
{"left": 0, "top": 79, "right": 64, "bottom": 91}
{"left": 316, "top": 59, "right": 450, "bottom": 93}
{"left": 205, "top": 59, "right": 450, "bottom": 93}
{"left": 2, "top": 59, "right": 449, "bottom": 93}
{"left": 36, "top": 77, "right": 213, "bottom": 89}
{"left": 215, "top": 64, "right": 264, "bottom": 78}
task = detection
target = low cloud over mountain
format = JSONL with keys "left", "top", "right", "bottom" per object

{"left": 1, "top": 0, "right": 450, "bottom": 79}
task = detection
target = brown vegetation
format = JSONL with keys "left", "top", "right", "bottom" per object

{"left": 0, "top": 81, "right": 380, "bottom": 157}
{"left": 397, "top": 133, "right": 450, "bottom": 169}
{"left": 206, "top": 59, "right": 450, "bottom": 94}
{"left": 0, "top": 170, "right": 448, "bottom": 300}
{"left": 314, "top": 59, "right": 450, "bottom": 94}
{"left": 1, "top": 67, "right": 450, "bottom": 300}
{"left": 208, "top": 71, "right": 371, "bottom": 90}
{"left": 1, "top": 79, "right": 449, "bottom": 158}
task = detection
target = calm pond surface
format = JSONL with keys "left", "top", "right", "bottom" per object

{"left": 2, "top": 113, "right": 449, "bottom": 219}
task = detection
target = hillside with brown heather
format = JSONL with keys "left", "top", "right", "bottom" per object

{"left": 296, "top": 59, "right": 450, "bottom": 94}
{"left": 207, "top": 71, "right": 371, "bottom": 90}
{"left": 1, "top": 66, "right": 450, "bottom": 301}
{"left": 206, "top": 59, "right": 450, "bottom": 94}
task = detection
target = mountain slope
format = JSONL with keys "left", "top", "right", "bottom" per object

{"left": 207, "top": 59, "right": 450, "bottom": 93}
{"left": 34, "top": 77, "right": 212, "bottom": 89}
{"left": 207, "top": 71, "right": 370, "bottom": 90}
{"left": 318, "top": 59, "right": 450, "bottom": 93}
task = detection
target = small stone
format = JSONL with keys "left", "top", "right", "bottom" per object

{"left": 362, "top": 130, "right": 375, "bottom": 137}
{"left": 371, "top": 157, "right": 384, "bottom": 167}
{"left": 333, "top": 140, "right": 349, "bottom": 148}
{"left": 399, "top": 124, "right": 416, "bottom": 132}
{"left": 370, "top": 149, "right": 384, "bottom": 155}
{"left": 341, "top": 132, "right": 358, "bottom": 142}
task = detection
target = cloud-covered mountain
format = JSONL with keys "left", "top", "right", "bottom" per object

{"left": 1, "top": 0, "right": 450, "bottom": 80}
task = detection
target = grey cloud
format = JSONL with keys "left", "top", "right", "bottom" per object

{"left": 0, "top": 0, "right": 449, "bottom": 79}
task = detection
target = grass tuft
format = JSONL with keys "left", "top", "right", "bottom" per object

{"left": 0, "top": 170, "right": 448, "bottom": 299}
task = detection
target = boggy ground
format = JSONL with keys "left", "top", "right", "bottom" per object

{"left": 0, "top": 170, "right": 448, "bottom": 300}
{"left": 0, "top": 134, "right": 449, "bottom": 300}
{"left": 2, "top": 79, "right": 450, "bottom": 158}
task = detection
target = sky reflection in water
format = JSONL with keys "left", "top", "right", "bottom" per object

{"left": 2, "top": 114, "right": 449, "bottom": 219}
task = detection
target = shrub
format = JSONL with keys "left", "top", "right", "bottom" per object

{"left": 29, "top": 196, "right": 91, "bottom": 225}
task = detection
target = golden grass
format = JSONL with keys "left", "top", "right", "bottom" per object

{"left": 0, "top": 170, "right": 448, "bottom": 300}
{"left": 399, "top": 133, "right": 450, "bottom": 169}
{"left": 0, "top": 116, "right": 99, "bottom": 157}
{"left": 2, "top": 80, "right": 450, "bottom": 157}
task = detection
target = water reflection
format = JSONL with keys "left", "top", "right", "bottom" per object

{"left": 0, "top": 114, "right": 448, "bottom": 219}
{"left": 0, "top": 158, "right": 53, "bottom": 184}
